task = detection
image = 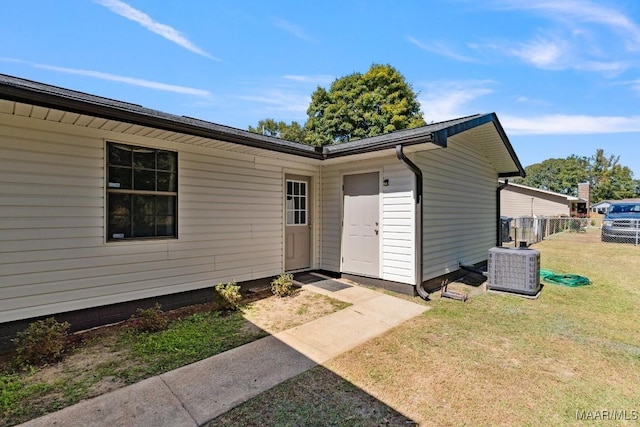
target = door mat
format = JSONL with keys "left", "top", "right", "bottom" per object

{"left": 294, "top": 272, "right": 329, "bottom": 284}
{"left": 309, "top": 279, "right": 352, "bottom": 292}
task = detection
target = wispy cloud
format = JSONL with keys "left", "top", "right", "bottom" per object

{"left": 497, "top": 0, "right": 640, "bottom": 50}
{"left": 501, "top": 113, "right": 640, "bottom": 135}
{"left": 509, "top": 35, "right": 565, "bottom": 69}
{"left": 0, "top": 57, "right": 211, "bottom": 96}
{"left": 515, "top": 96, "right": 551, "bottom": 106}
{"left": 94, "top": 0, "right": 218, "bottom": 60}
{"left": 408, "top": 36, "right": 476, "bottom": 62}
{"left": 630, "top": 80, "right": 640, "bottom": 94}
{"left": 283, "top": 74, "right": 334, "bottom": 85}
{"left": 417, "top": 80, "right": 495, "bottom": 122}
{"left": 234, "top": 74, "right": 334, "bottom": 120}
{"left": 484, "top": 0, "right": 640, "bottom": 74}
{"left": 237, "top": 89, "right": 310, "bottom": 116}
{"left": 273, "top": 18, "right": 314, "bottom": 42}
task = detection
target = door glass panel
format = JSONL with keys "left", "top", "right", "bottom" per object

{"left": 285, "top": 179, "right": 307, "bottom": 225}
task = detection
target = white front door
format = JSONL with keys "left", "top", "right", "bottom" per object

{"left": 342, "top": 172, "right": 380, "bottom": 277}
{"left": 285, "top": 175, "right": 311, "bottom": 271}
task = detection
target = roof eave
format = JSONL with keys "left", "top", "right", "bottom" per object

{"left": 322, "top": 133, "right": 441, "bottom": 159}
{"left": 0, "top": 83, "right": 323, "bottom": 160}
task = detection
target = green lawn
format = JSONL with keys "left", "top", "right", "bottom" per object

{"left": 213, "top": 229, "right": 640, "bottom": 426}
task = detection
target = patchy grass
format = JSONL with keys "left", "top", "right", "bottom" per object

{"left": 210, "top": 367, "right": 416, "bottom": 427}
{"left": 0, "top": 289, "right": 350, "bottom": 426}
{"left": 212, "top": 230, "right": 640, "bottom": 426}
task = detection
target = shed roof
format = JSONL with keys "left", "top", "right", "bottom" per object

{"left": 501, "top": 181, "right": 582, "bottom": 201}
{"left": 0, "top": 73, "right": 524, "bottom": 176}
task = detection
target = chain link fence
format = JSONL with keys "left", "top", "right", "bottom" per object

{"left": 601, "top": 217, "right": 640, "bottom": 245}
{"left": 500, "top": 216, "right": 639, "bottom": 247}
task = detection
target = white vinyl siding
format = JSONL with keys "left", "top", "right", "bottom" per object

{"left": 501, "top": 187, "right": 571, "bottom": 218}
{"left": 320, "top": 158, "right": 415, "bottom": 285}
{"left": 0, "top": 113, "right": 319, "bottom": 323}
{"left": 414, "top": 133, "right": 497, "bottom": 281}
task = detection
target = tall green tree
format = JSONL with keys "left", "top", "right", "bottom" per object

{"left": 248, "top": 119, "right": 307, "bottom": 142}
{"left": 589, "top": 149, "right": 636, "bottom": 201}
{"left": 249, "top": 64, "right": 426, "bottom": 147}
{"left": 518, "top": 155, "right": 590, "bottom": 196}
{"left": 516, "top": 149, "right": 636, "bottom": 202}
{"left": 304, "top": 64, "right": 425, "bottom": 146}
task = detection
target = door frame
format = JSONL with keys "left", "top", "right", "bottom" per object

{"left": 339, "top": 168, "right": 383, "bottom": 278}
{"left": 283, "top": 171, "right": 315, "bottom": 272}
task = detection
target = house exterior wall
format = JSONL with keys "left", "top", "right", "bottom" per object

{"left": 0, "top": 113, "right": 319, "bottom": 323}
{"left": 319, "top": 157, "right": 415, "bottom": 285}
{"left": 500, "top": 186, "right": 570, "bottom": 218}
{"left": 414, "top": 134, "right": 498, "bottom": 281}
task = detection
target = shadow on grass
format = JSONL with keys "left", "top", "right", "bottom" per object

{"left": 2, "top": 273, "right": 419, "bottom": 426}
{"left": 207, "top": 365, "right": 417, "bottom": 427}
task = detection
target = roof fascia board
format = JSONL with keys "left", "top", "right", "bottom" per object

{"left": 487, "top": 112, "right": 526, "bottom": 178}
{"left": 503, "top": 181, "right": 580, "bottom": 200}
{"left": 0, "top": 83, "right": 323, "bottom": 160}
{"left": 0, "top": 76, "right": 526, "bottom": 171}
{"left": 432, "top": 113, "right": 526, "bottom": 178}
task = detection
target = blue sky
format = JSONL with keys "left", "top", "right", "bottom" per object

{"left": 2, "top": 0, "right": 639, "bottom": 177}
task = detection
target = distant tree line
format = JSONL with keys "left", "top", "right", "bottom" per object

{"left": 514, "top": 149, "right": 639, "bottom": 203}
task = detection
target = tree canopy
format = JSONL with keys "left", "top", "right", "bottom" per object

{"left": 247, "top": 119, "right": 307, "bottom": 142}
{"left": 516, "top": 149, "right": 638, "bottom": 202}
{"left": 248, "top": 64, "right": 425, "bottom": 146}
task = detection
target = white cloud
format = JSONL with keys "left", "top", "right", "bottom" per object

{"left": 498, "top": 0, "right": 640, "bottom": 50}
{"left": 0, "top": 57, "right": 212, "bottom": 97}
{"left": 237, "top": 89, "right": 310, "bottom": 116}
{"left": 94, "top": 0, "right": 218, "bottom": 60}
{"left": 631, "top": 80, "right": 640, "bottom": 94}
{"left": 408, "top": 36, "right": 476, "bottom": 62}
{"left": 515, "top": 96, "right": 552, "bottom": 107}
{"left": 510, "top": 36, "right": 565, "bottom": 69}
{"left": 418, "top": 80, "right": 495, "bottom": 122}
{"left": 485, "top": 1, "right": 640, "bottom": 74}
{"left": 273, "top": 18, "right": 314, "bottom": 42}
{"left": 501, "top": 113, "right": 640, "bottom": 135}
{"left": 283, "top": 74, "right": 334, "bottom": 85}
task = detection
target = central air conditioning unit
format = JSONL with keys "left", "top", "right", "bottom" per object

{"left": 488, "top": 246, "right": 541, "bottom": 296}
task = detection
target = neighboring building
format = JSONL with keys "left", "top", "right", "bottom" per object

{"left": 500, "top": 182, "right": 588, "bottom": 218}
{"left": 591, "top": 198, "right": 640, "bottom": 214}
{"left": 591, "top": 200, "right": 611, "bottom": 214}
{"left": 0, "top": 74, "right": 524, "bottom": 341}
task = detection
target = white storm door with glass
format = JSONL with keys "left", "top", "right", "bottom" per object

{"left": 285, "top": 176, "right": 311, "bottom": 271}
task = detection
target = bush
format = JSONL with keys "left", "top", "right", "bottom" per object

{"left": 131, "top": 304, "right": 168, "bottom": 333}
{"left": 214, "top": 280, "right": 242, "bottom": 310}
{"left": 271, "top": 273, "right": 296, "bottom": 297}
{"left": 13, "top": 317, "right": 71, "bottom": 366}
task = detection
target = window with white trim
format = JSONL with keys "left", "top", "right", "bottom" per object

{"left": 286, "top": 180, "right": 307, "bottom": 225}
{"left": 107, "top": 142, "right": 177, "bottom": 240}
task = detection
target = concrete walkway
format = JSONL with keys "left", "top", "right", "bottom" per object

{"left": 20, "top": 278, "right": 429, "bottom": 427}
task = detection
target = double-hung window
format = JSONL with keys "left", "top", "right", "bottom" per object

{"left": 107, "top": 142, "right": 177, "bottom": 240}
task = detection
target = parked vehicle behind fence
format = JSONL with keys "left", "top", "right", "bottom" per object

{"left": 601, "top": 202, "right": 640, "bottom": 244}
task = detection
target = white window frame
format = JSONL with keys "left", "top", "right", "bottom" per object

{"left": 285, "top": 179, "right": 308, "bottom": 226}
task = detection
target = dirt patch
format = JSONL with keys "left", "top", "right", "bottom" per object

{"left": 0, "top": 287, "right": 350, "bottom": 427}
{"left": 242, "top": 289, "right": 350, "bottom": 334}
